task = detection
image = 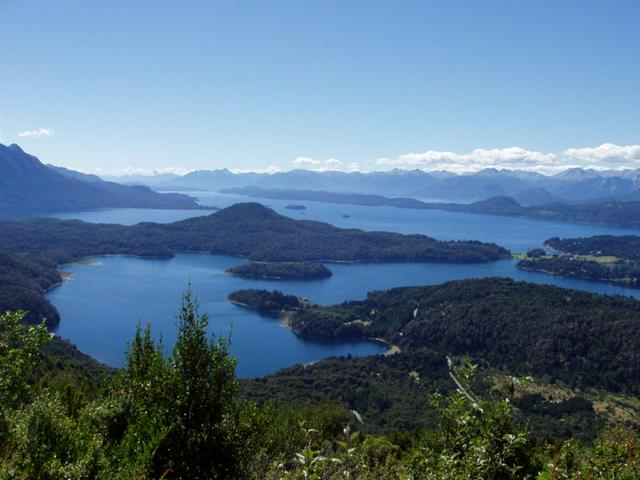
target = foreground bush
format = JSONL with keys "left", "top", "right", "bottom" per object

{"left": 1, "top": 300, "right": 639, "bottom": 479}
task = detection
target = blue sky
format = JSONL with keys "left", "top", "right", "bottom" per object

{"left": 0, "top": 0, "right": 639, "bottom": 175}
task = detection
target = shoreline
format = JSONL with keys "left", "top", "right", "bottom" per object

{"left": 227, "top": 297, "right": 400, "bottom": 356}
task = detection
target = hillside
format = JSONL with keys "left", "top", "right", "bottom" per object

{"left": 0, "top": 203, "right": 509, "bottom": 264}
{"left": 238, "top": 278, "right": 640, "bottom": 440}
{"left": 0, "top": 143, "right": 200, "bottom": 211}
{"left": 0, "top": 249, "right": 60, "bottom": 325}
{"left": 0, "top": 203, "right": 508, "bottom": 324}
{"left": 235, "top": 278, "right": 640, "bottom": 396}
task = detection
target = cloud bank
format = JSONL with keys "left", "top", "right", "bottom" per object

{"left": 291, "top": 157, "right": 360, "bottom": 172}
{"left": 374, "top": 143, "right": 640, "bottom": 174}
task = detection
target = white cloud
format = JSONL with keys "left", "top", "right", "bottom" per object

{"left": 291, "top": 156, "right": 361, "bottom": 172}
{"left": 230, "top": 166, "right": 281, "bottom": 174}
{"left": 16, "top": 127, "right": 55, "bottom": 138}
{"left": 377, "top": 147, "right": 558, "bottom": 173}
{"left": 94, "top": 166, "right": 192, "bottom": 177}
{"left": 292, "top": 156, "right": 320, "bottom": 166}
{"left": 564, "top": 143, "right": 640, "bottom": 168}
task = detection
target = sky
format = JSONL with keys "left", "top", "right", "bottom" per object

{"left": 0, "top": 0, "right": 639, "bottom": 175}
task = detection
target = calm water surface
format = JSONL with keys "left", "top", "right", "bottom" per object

{"left": 44, "top": 193, "right": 640, "bottom": 377}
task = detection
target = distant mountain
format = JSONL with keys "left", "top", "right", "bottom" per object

{"left": 0, "top": 143, "right": 202, "bottom": 212}
{"left": 224, "top": 186, "right": 640, "bottom": 228}
{"left": 110, "top": 164, "right": 640, "bottom": 204}
{"left": 156, "top": 169, "right": 263, "bottom": 191}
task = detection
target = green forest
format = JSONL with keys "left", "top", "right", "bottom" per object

{"left": 2, "top": 288, "right": 639, "bottom": 479}
{"left": 226, "top": 261, "right": 332, "bottom": 280}
{"left": 0, "top": 203, "right": 509, "bottom": 326}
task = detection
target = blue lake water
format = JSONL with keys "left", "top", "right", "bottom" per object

{"left": 44, "top": 192, "right": 640, "bottom": 377}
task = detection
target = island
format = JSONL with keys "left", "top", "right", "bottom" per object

{"left": 221, "top": 186, "right": 640, "bottom": 228}
{"left": 516, "top": 236, "right": 640, "bottom": 288}
{"left": 227, "top": 289, "right": 305, "bottom": 313}
{"left": 226, "top": 261, "right": 332, "bottom": 280}
{"left": 284, "top": 204, "right": 306, "bottom": 210}
{"left": 0, "top": 202, "right": 509, "bottom": 325}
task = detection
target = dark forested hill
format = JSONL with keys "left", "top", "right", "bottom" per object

{"left": 235, "top": 278, "right": 640, "bottom": 396}
{"left": 0, "top": 143, "right": 200, "bottom": 211}
{"left": 0, "top": 203, "right": 509, "bottom": 264}
{"left": 0, "top": 203, "right": 508, "bottom": 324}
{"left": 0, "top": 249, "right": 60, "bottom": 325}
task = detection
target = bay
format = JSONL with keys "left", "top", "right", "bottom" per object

{"left": 43, "top": 192, "right": 640, "bottom": 377}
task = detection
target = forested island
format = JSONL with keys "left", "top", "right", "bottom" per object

{"left": 223, "top": 186, "right": 640, "bottom": 228}
{"left": 0, "top": 203, "right": 508, "bottom": 325}
{"left": 284, "top": 204, "right": 306, "bottom": 210}
{"left": 515, "top": 235, "right": 640, "bottom": 287}
{"left": 228, "top": 289, "right": 304, "bottom": 312}
{"left": 226, "top": 261, "right": 332, "bottom": 280}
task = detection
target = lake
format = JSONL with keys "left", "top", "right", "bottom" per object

{"left": 44, "top": 193, "right": 640, "bottom": 377}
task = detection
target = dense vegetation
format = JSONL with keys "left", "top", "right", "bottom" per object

{"left": 232, "top": 278, "right": 640, "bottom": 396}
{"left": 0, "top": 203, "right": 509, "bottom": 265}
{"left": 2, "top": 297, "right": 639, "bottom": 479}
{"left": 514, "top": 236, "right": 640, "bottom": 286}
{"left": 226, "top": 261, "right": 332, "bottom": 280}
{"left": 224, "top": 186, "right": 640, "bottom": 228}
{"left": 547, "top": 235, "right": 640, "bottom": 261}
{"left": 227, "top": 289, "right": 304, "bottom": 312}
{"left": 518, "top": 256, "right": 640, "bottom": 288}
{"left": 0, "top": 203, "right": 508, "bottom": 324}
{"left": 0, "top": 249, "right": 60, "bottom": 325}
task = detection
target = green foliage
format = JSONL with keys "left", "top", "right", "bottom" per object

{"left": 518, "top": 256, "right": 640, "bottom": 288}
{"left": 254, "top": 278, "right": 640, "bottom": 395}
{"left": 226, "top": 261, "right": 332, "bottom": 280}
{"left": 229, "top": 289, "right": 304, "bottom": 313}
{"left": 2, "top": 287, "right": 640, "bottom": 479}
{"left": 0, "top": 249, "right": 60, "bottom": 325}
{"left": 0, "top": 311, "right": 51, "bottom": 410}
{"left": 0, "top": 203, "right": 510, "bottom": 266}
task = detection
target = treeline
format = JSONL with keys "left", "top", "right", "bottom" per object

{"left": 228, "top": 289, "right": 303, "bottom": 312}
{"left": 0, "top": 249, "right": 60, "bottom": 325}
{"left": 233, "top": 278, "right": 640, "bottom": 395}
{"left": 226, "top": 261, "right": 332, "bottom": 280}
{"left": 547, "top": 235, "right": 640, "bottom": 261}
{"left": 0, "top": 203, "right": 509, "bottom": 264}
{"left": 2, "top": 297, "right": 639, "bottom": 479}
{"left": 242, "top": 350, "right": 606, "bottom": 442}
{"left": 0, "top": 203, "right": 508, "bottom": 325}
{"left": 518, "top": 256, "right": 640, "bottom": 288}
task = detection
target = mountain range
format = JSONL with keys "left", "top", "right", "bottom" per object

{"left": 0, "top": 143, "right": 201, "bottom": 212}
{"left": 122, "top": 166, "right": 640, "bottom": 205}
